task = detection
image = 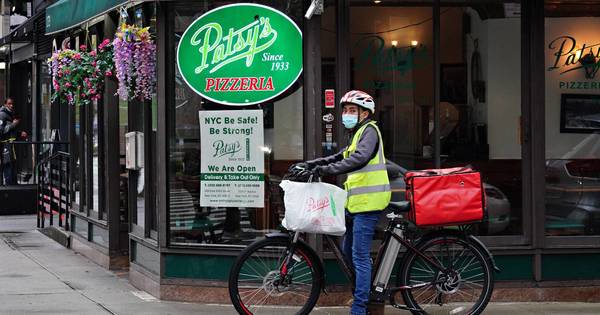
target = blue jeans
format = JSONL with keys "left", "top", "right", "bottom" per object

{"left": 343, "top": 211, "right": 380, "bottom": 315}
{"left": 2, "top": 162, "right": 15, "bottom": 185}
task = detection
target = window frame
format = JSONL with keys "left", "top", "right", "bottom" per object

{"left": 541, "top": 0, "right": 600, "bottom": 248}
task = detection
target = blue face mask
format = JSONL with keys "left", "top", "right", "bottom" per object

{"left": 342, "top": 114, "right": 358, "bottom": 129}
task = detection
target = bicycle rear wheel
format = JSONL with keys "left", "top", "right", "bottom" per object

{"left": 228, "top": 236, "right": 323, "bottom": 315}
{"left": 398, "top": 233, "right": 494, "bottom": 315}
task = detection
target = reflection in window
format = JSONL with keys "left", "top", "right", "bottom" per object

{"left": 168, "top": 2, "right": 304, "bottom": 246}
{"left": 92, "top": 99, "right": 100, "bottom": 214}
{"left": 344, "top": 2, "right": 523, "bottom": 237}
{"left": 545, "top": 11, "right": 600, "bottom": 236}
{"left": 119, "top": 99, "right": 128, "bottom": 223}
{"left": 346, "top": 3, "right": 434, "bottom": 242}
{"left": 74, "top": 102, "right": 82, "bottom": 209}
{"left": 439, "top": 4, "right": 522, "bottom": 236}
{"left": 40, "top": 62, "right": 52, "bottom": 142}
{"left": 348, "top": 4, "right": 435, "bottom": 168}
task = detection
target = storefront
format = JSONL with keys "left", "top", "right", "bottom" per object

{"left": 22, "top": 0, "right": 600, "bottom": 304}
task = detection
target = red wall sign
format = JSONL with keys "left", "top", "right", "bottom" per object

{"left": 325, "top": 89, "right": 335, "bottom": 108}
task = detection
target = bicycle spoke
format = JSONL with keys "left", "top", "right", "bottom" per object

{"left": 292, "top": 274, "right": 312, "bottom": 283}
{"left": 412, "top": 265, "right": 436, "bottom": 275}
{"left": 240, "top": 287, "right": 263, "bottom": 299}
{"left": 256, "top": 289, "right": 274, "bottom": 306}
{"left": 412, "top": 284, "right": 435, "bottom": 301}
{"left": 290, "top": 264, "right": 311, "bottom": 275}
{"left": 457, "top": 255, "right": 477, "bottom": 274}
{"left": 239, "top": 273, "right": 266, "bottom": 280}
{"left": 255, "top": 254, "right": 273, "bottom": 275}
{"left": 232, "top": 238, "right": 319, "bottom": 315}
{"left": 243, "top": 260, "right": 267, "bottom": 279}
{"left": 249, "top": 290, "right": 273, "bottom": 312}
{"left": 243, "top": 287, "right": 267, "bottom": 306}
{"left": 414, "top": 259, "right": 436, "bottom": 274}
{"left": 462, "top": 265, "right": 483, "bottom": 274}
{"left": 461, "top": 273, "right": 484, "bottom": 282}
{"left": 455, "top": 287, "right": 478, "bottom": 301}
{"left": 423, "top": 290, "right": 440, "bottom": 307}
{"left": 403, "top": 237, "right": 492, "bottom": 315}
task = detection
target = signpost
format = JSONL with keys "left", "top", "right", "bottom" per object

{"left": 177, "top": 3, "right": 303, "bottom": 105}
{"left": 199, "top": 110, "right": 265, "bottom": 207}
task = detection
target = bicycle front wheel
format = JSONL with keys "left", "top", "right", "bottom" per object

{"left": 228, "top": 236, "right": 323, "bottom": 315}
{"left": 398, "top": 233, "right": 494, "bottom": 315}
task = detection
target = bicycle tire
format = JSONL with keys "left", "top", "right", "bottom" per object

{"left": 398, "top": 232, "right": 494, "bottom": 315}
{"left": 229, "top": 236, "right": 324, "bottom": 315}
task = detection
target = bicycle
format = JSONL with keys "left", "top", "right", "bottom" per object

{"left": 228, "top": 168, "right": 499, "bottom": 315}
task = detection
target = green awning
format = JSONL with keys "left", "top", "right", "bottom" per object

{"left": 45, "top": 0, "right": 129, "bottom": 35}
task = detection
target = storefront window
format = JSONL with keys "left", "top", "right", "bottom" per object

{"left": 545, "top": 3, "right": 600, "bottom": 236}
{"left": 92, "top": 99, "right": 101, "bottom": 215}
{"left": 344, "top": 1, "right": 522, "bottom": 237}
{"left": 74, "top": 101, "right": 83, "bottom": 209}
{"left": 346, "top": 2, "right": 434, "bottom": 238}
{"left": 39, "top": 61, "right": 52, "bottom": 142}
{"left": 119, "top": 98, "right": 128, "bottom": 223}
{"left": 349, "top": 1, "right": 434, "bottom": 170}
{"left": 168, "top": 1, "right": 304, "bottom": 246}
{"left": 151, "top": 96, "right": 158, "bottom": 231}
{"left": 350, "top": 2, "right": 435, "bottom": 184}
{"left": 440, "top": 2, "right": 523, "bottom": 236}
{"left": 120, "top": 3, "right": 158, "bottom": 231}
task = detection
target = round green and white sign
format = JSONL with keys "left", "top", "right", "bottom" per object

{"left": 177, "top": 3, "right": 303, "bottom": 106}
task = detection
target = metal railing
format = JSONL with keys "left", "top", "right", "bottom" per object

{"left": 36, "top": 150, "right": 71, "bottom": 229}
{"left": 1, "top": 141, "right": 69, "bottom": 185}
{"left": 1, "top": 140, "right": 72, "bottom": 228}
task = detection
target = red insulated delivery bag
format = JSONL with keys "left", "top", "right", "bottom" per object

{"left": 405, "top": 167, "right": 486, "bottom": 227}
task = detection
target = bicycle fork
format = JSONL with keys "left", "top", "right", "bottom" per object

{"left": 280, "top": 231, "right": 302, "bottom": 278}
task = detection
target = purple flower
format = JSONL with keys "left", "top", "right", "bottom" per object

{"left": 113, "top": 25, "right": 156, "bottom": 101}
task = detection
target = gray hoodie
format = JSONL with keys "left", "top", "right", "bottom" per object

{"left": 307, "top": 119, "right": 380, "bottom": 176}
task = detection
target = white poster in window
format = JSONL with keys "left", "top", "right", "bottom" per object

{"left": 199, "top": 110, "right": 265, "bottom": 208}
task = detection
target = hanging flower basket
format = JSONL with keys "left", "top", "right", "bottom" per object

{"left": 48, "top": 39, "right": 114, "bottom": 106}
{"left": 113, "top": 24, "right": 157, "bottom": 101}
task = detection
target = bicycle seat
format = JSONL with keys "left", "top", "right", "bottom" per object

{"left": 388, "top": 201, "right": 411, "bottom": 213}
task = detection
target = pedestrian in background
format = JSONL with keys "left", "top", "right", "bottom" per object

{"left": 0, "top": 98, "right": 28, "bottom": 185}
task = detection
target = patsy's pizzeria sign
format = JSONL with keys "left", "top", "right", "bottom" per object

{"left": 177, "top": 4, "right": 303, "bottom": 106}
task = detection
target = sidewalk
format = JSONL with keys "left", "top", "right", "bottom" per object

{"left": 1, "top": 215, "right": 600, "bottom": 315}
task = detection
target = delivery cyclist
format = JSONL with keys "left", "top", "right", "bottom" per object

{"left": 293, "top": 90, "right": 391, "bottom": 315}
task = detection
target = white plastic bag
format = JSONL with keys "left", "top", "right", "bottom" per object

{"left": 280, "top": 180, "right": 347, "bottom": 236}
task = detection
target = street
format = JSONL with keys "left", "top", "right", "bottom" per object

{"left": 0, "top": 215, "right": 599, "bottom": 315}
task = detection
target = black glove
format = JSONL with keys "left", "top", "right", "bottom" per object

{"left": 313, "top": 165, "right": 324, "bottom": 177}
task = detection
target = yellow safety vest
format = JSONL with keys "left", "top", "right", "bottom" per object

{"left": 343, "top": 121, "right": 391, "bottom": 213}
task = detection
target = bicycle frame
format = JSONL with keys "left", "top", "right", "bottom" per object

{"left": 276, "top": 214, "right": 483, "bottom": 311}
{"left": 322, "top": 213, "right": 448, "bottom": 301}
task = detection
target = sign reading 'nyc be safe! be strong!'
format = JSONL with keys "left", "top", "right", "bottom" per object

{"left": 177, "top": 4, "right": 303, "bottom": 106}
